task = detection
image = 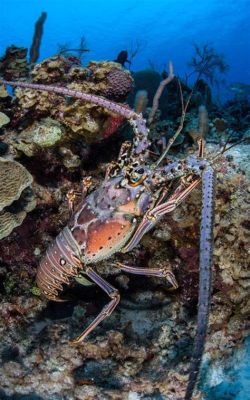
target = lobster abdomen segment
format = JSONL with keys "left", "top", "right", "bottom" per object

{"left": 36, "top": 227, "right": 83, "bottom": 300}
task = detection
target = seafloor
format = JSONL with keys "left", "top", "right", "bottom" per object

{"left": 0, "top": 50, "right": 249, "bottom": 400}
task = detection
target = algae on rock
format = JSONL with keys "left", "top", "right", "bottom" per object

{"left": 0, "top": 111, "right": 10, "bottom": 128}
{"left": 14, "top": 118, "right": 66, "bottom": 156}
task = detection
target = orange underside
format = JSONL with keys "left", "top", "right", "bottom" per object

{"left": 86, "top": 218, "right": 131, "bottom": 255}
{"left": 118, "top": 200, "right": 140, "bottom": 215}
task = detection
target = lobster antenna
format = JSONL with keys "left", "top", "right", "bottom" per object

{"left": 154, "top": 63, "right": 212, "bottom": 169}
{"left": 211, "top": 137, "right": 247, "bottom": 164}
{"left": 210, "top": 130, "right": 235, "bottom": 161}
{"left": 154, "top": 79, "right": 191, "bottom": 167}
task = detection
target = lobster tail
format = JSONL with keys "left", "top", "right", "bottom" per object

{"left": 36, "top": 227, "right": 82, "bottom": 300}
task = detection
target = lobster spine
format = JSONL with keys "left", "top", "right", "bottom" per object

{"left": 36, "top": 227, "right": 82, "bottom": 300}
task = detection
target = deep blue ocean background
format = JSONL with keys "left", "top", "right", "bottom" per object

{"left": 1, "top": 0, "right": 250, "bottom": 102}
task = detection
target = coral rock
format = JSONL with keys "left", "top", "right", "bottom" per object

{"left": 213, "top": 117, "right": 228, "bottom": 133}
{"left": 31, "top": 55, "right": 70, "bottom": 83}
{"left": 0, "top": 112, "right": 10, "bottom": 128}
{"left": 13, "top": 118, "right": 65, "bottom": 156}
{"left": 13, "top": 58, "right": 134, "bottom": 144}
{"left": 0, "top": 84, "right": 9, "bottom": 98}
{"left": 0, "top": 157, "right": 36, "bottom": 239}
{"left": 0, "top": 46, "right": 29, "bottom": 80}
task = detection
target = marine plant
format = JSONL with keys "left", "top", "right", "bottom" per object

{"left": 30, "top": 12, "right": 47, "bottom": 64}
{"left": 186, "top": 43, "right": 229, "bottom": 87}
{"left": 57, "top": 36, "right": 89, "bottom": 63}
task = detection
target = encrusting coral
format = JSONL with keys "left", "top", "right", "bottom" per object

{"left": 0, "top": 111, "right": 10, "bottom": 128}
{"left": 0, "top": 84, "right": 9, "bottom": 99}
{"left": 0, "top": 157, "right": 36, "bottom": 239}
{"left": 12, "top": 57, "right": 133, "bottom": 144}
{"left": 0, "top": 46, "right": 29, "bottom": 81}
{"left": 13, "top": 118, "right": 66, "bottom": 157}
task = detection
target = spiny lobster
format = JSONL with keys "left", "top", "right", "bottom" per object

{"left": 1, "top": 78, "right": 216, "bottom": 400}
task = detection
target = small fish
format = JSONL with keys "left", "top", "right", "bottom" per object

{"left": 114, "top": 50, "right": 131, "bottom": 67}
{"left": 228, "top": 82, "right": 250, "bottom": 97}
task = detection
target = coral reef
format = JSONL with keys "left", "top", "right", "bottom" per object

{"left": 0, "top": 111, "right": 10, "bottom": 128}
{"left": 0, "top": 157, "right": 36, "bottom": 239}
{"left": 7, "top": 57, "right": 132, "bottom": 145}
{"left": 132, "top": 69, "right": 162, "bottom": 105}
{"left": 134, "top": 90, "right": 148, "bottom": 114}
{"left": 0, "top": 84, "right": 9, "bottom": 99}
{"left": 12, "top": 118, "right": 66, "bottom": 157}
{"left": 147, "top": 94, "right": 249, "bottom": 155}
{"left": 0, "top": 46, "right": 249, "bottom": 399}
{"left": 0, "top": 84, "right": 12, "bottom": 119}
{"left": 0, "top": 141, "right": 248, "bottom": 399}
{"left": 102, "top": 66, "right": 133, "bottom": 101}
{"left": 0, "top": 46, "right": 29, "bottom": 80}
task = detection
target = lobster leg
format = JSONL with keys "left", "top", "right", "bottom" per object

{"left": 66, "top": 189, "right": 82, "bottom": 215}
{"left": 198, "top": 138, "right": 205, "bottom": 158}
{"left": 184, "top": 166, "right": 215, "bottom": 400}
{"left": 71, "top": 267, "right": 120, "bottom": 344}
{"left": 123, "top": 178, "right": 201, "bottom": 252}
{"left": 115, "top": 262, "right": 178, "bottom": 289}
{"left": 122, "top": 168, "right": 215, "bottom": 398}
{"left": 66, "top": 176, "right": 93, "bottom": 215}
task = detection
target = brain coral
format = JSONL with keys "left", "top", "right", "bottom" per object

{"left": 103, "top": 67, "right": 134, "bottom": 101}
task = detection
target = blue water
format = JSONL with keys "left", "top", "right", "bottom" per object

{"left": 1, "top": 0, "right": 250, "bottom": 101}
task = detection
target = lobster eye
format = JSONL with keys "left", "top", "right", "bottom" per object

{"left": 128, "top": 167, "right": 146, "bottom": 187}
{"left": 130, "top": 175, "right": 142, "bottom": 183}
